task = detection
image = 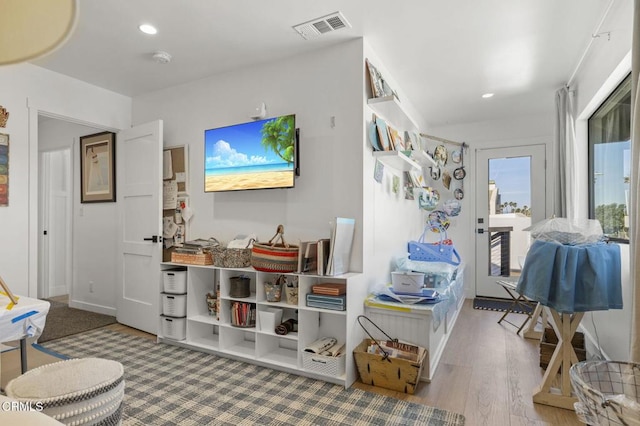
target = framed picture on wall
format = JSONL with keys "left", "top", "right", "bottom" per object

{"left": 80, "top": 131, "right": 116, "bottom": 203}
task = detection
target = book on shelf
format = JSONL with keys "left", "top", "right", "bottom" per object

{"left": 302, "top": 242, "right": 318, "bottom": 273}
{"left": 312, "top": 283, "right": 346, "bottom": 296}
{"left": 305, "top": 294, "right": 346, "bottom": 311}
{"left": 297, "top": 241, "right": 310, "bottom": 273}
{"left": 317, "top": 238, "right": 330, "bottom": 276}
{"left": 326, "top": 217, "right": 356, "bottom": 276}
{"left": 303, "top": 336, "right": 337, "bottom": 354}
{"left": 375, "top": 118, "right": 391, "bottom": 151}
{"left": 175, "top": 238, "right": 219, "bottom": 254}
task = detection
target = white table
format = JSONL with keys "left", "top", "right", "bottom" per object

{"left": 0, "top": 294, "right": 50, "bottom": 381}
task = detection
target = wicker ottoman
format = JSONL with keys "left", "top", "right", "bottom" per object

{"left": 5, "top": 358, "right": 124, "bottom": 426}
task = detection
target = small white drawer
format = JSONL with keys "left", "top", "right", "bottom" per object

{"left": 162, "top": 293, "right": 187, "bottom": 317}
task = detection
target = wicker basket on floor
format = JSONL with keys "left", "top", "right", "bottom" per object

{"left": 570, "top": 360, "right": 640, "bottom": 425}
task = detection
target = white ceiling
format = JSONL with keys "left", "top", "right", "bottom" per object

{"left": 31, "top": 0, "right": 613, "bottom": 127}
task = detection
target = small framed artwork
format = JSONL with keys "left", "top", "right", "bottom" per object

{"left": 365, "top": 59, "right": 385, "bottom": 98}
{"left": 80, "top": 131, "right": 116, "bottom": 203}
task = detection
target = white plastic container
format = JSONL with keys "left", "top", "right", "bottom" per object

{"left": 160, "top": 315, "right": 186, "bottom": 340}
{"left": 162, "top": 293, "right": 187, "bottom": 317}
{"left": 163, "top": 270, "right": 187, "bottom": 294}
{"left": 303, "top": 352, "right": 346, "bottom": 377}
{"left": 259, "top": 307, "right": 283, "bottom": 333}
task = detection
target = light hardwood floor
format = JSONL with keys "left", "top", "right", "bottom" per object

{"left": 353, "top": 299, "right": 583, "bottom": 425}
{"left": 3, "top": 299, "right": 583, "bottom": 425}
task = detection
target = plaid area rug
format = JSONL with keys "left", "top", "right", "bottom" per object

{"left": 42, "top": 329, "right": 465, "bottom": 426}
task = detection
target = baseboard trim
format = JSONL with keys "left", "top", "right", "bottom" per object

{"left": 68, "top": 300, "right": 116, "bottom": 317}
{"left": 579, "top": 323, "right": 611, "bottom": 362}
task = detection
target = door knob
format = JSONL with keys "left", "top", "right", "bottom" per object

{"left": 143, "top": 235, "right": 161, "bottom": 243}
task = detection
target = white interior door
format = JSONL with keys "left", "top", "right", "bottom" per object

{"left": 475, "top": 145, "right": 546, "bottom": 298}
{"left": 38, "top": 149, "right": 72, "bottom": 299}
{"left": 117, "top": 120, "right": 163, "bottom": 334}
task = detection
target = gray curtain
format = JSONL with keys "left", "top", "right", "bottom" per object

{"left": 554, "top": 87, "right": 577, "bottom": 219}
{"left": 630, "top": 0, "right": 640, "bottom": 362}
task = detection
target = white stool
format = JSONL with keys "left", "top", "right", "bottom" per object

{"left": 5, "top": 358, "right": 124, "bottom": 425}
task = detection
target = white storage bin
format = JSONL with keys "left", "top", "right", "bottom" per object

{"left": 161, "top": 315, "right": 186, "bottom": 340}
{"left": 303, "top": 352, "right": 346, "bottom": 377}
{"left": 259, "top": 308, "right": 283, "bottom": 333}
{"left": 163, "top": 270, "right": 187, "bottom": 294}
{"left": 162, "top": 293, "right": 187, "bottom": 317}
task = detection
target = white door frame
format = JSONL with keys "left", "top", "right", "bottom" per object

{"left": 27, "top": 104, "right": 117, "bottom": 298}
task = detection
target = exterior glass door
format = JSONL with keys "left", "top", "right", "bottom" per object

{"left": 475, "top": 145, "right": 546, "bottom": 298}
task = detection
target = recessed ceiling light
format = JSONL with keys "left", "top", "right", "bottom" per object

{"left": 482, "top": 93, "right": 494, "bottom": 99}
{"left": 139, "top": 24, "right": 157, "bottom": 35}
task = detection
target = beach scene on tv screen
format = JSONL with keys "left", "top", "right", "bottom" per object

{"left": 205, "top": 115, "right": 295, "bottom": 192}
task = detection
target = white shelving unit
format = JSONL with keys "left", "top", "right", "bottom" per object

{"left": 159, "top": 263, "right": 365, "bottom": 388}
{"left": 368, "top": 96, "right": 436, "bottom": 172}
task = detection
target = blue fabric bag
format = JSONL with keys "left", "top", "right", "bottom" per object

{"left": 408, "top": 228, "right": 461, "bottom": 266}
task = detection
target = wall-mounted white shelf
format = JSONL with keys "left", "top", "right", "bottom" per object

{"left": 412, "top": 149, "right": 438, "bottom": 168}
{"left": 367, "top": 95, "right": 418, "bottom": 132}
{"left": 372, "top": 151, "right": 418, "bottom": 172}
{"left": 373, "top": 149, "right": 436, "bottom": 173}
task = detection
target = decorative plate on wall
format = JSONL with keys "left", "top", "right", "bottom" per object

{"left": 430, "top": 166, "right": 441, "bottom": 181}
{"left": 434, "top": 145, "right": 448, "bottom": 166}
{"left": 418, "top": 187, "right": 440, "bottom": 211}
{"left": 443, "top": 199, "right": 462, "bottom": 217}
{"left": 442, "top": 170, "right": 451, "bottom": 190}
{"left": 453, "top": 166, "right": 466, "bottom": 180}
{"left": 428, "top": 210, "right": 450, "bottom": 232}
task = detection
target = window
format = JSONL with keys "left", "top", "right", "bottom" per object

{"left": 588, "top": 74, "right": 632, "bottom": 241}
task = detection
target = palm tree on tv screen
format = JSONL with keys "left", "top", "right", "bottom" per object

{"left": 260, "top": 115, "right": 295, "bottom": 164}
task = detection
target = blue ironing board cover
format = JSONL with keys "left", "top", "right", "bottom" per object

{"left": 516, "top": 240, "right": 622, "bottom": 313}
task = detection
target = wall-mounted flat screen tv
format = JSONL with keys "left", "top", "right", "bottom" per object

{"left": 204, "top": 114, "right": 297, "bottom": 192}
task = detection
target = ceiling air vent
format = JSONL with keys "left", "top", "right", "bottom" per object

{"left": 293, "top": 11, "right": 351, "bottom": 40}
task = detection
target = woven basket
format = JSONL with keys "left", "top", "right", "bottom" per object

{"left": 251, "top": 225, "right": 299, "bottom": 273}
{"left": 212, "top": 246, "right": 252, "bottom": 268}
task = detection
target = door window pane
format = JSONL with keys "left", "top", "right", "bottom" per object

{"left": 488, "top": 156, "right": 532, "bottom": 276}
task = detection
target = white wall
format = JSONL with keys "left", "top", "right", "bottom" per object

{"left": 569, "top": 0, "right": 633, "bottom": 361}
{"left": 0, "top": 62, "right": 131, "bottom": 297}
{"left": 133, "top": 40, "right": 365, "bottom": 272}
{"left": 39, "top": 119, "right": 117, "bottom": 315}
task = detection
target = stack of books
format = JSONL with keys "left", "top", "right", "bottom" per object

{"left": 173, "top": 238, "right": 219, "bottom": 255}
{"left": 305, "top": 283, "right": 346, "bottom": 311}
